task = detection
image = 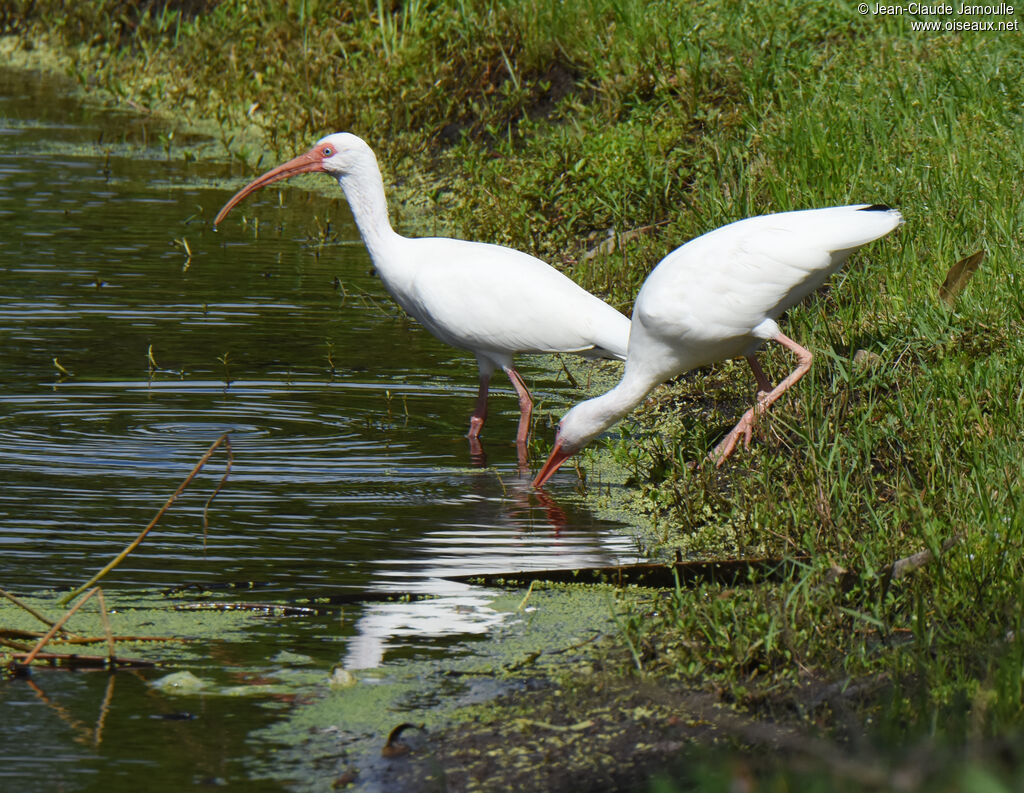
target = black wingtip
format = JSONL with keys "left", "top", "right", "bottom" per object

{"left": 859, "top": 203, "right": 894, "bottom": 212}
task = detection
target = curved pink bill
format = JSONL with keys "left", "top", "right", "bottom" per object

{"left": 213, "top": 147, "right": 327, "bottom": 227}
{"left": 531, "top": 439, "right": 574, "bottom": 489}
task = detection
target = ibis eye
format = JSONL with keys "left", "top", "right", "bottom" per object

{"left": 322, "top": 147, "right": 333, "bottom": 157}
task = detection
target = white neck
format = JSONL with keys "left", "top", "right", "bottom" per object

{"left": 337, "top": 159, "right": 402, "bottom": 265}
{"left": 565, "top": 366, "right": 658, "bottom": 450}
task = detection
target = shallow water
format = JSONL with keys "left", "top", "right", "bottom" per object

{"left": 0, "top": 66, "right": 635, "bottom": 790}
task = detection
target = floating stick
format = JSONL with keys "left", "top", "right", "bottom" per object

{"left": 96, "top": 588, "right": 115, "bottom": 665}
{"left": 58, "top": 433, "right": 231, "bottom": 606}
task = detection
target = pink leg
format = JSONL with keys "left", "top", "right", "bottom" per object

{"left": 468, "top": 371, "right": 491, "bottom": 440}
{"left": 741, "top": 355, "right": 774, "bottom": 447}
{"left": 710, "top": 333, "right": 813, "bottom": 467}
{"left": 503, "top": 366, "right": 534, "bottom": 450}
{"left": 468, "top": 435, "right": 487, "bottom": 467}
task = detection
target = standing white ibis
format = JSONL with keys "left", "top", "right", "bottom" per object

{"left": 532, "top": 204, "right": 903, "bottom": 488}
{"left": 214, "top": 133, "right": 630, "bottom": 454}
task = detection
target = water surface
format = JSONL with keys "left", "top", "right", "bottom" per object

{"left": 0, "top": 65, "right": 636, "bottom": 791}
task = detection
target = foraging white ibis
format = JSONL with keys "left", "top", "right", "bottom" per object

{"left": 214, "top": 133, "right": 630, "bottom": 453}
{"left": 532, "top": 204, "right": 903, "bottom": 488}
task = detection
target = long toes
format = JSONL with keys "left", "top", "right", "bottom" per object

{"left": 742, "top": 417, "right": 756, "bottom": 448}
{"left": 711, "top": 432, "right": 739, "bottom": 467}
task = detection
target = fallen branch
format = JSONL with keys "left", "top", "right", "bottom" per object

{"left": 8, "top": 651, "right": 156, "bottom": 670}
{"left": 1, "top": 637, "right": 35, "bottom": 652}
{"left": 58, "top": 433, "right": 231, "bottom": 605}
{"left": 448, "top": 537, "right": 959, "bottom": 596}
{"left": 889, "top": 536, "right": 961, "bottom": 580}
{"left": 447, "top": 556, "right": 803, "bottom": 589}
{"left": 0, "top": 628, "right": 185, "bottom": 644}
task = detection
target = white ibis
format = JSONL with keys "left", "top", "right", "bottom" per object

{"left": 214, "top": 133, "right": 630, "bottom": 453}
{"left": 533, "top": 204, "right": 903, "bottom": 488}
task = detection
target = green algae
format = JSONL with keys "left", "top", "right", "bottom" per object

{"left": 2, "top": 590, "right": 257, "bottom": 652}
{"left": 1, "top": 588, "right": 337, "bottom": 685}
{"left": 0, "top": 579, "right": 647, "bottom": 789}
{"left": 248, "top": 584, "right": 649, "bottom": 791}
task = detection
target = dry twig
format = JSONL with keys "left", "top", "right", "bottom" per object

{"left": 1, "top": 586, "right": 81, "bottom": 637}
{"left": 20, "top": 588, "right": 100, "bottom": 667}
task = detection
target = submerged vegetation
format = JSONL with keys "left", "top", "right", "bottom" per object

{"left": 4, "top": 0, "right": 1024, "bottom": 788}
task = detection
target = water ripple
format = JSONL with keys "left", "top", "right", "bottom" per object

{"left": 0, "top": 70, "right": 636, "bottom": 669}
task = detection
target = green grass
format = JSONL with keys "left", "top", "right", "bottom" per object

{"left": 5, "top": 0, "right": 1024, "bottom": 788}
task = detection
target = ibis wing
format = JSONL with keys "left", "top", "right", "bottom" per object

{"left": 403, "top": 238, "right": 630, "bottom": 359}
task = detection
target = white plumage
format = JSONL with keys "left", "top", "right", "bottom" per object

{"left": 215, "top": 133, "right": 630, "bottom": 452}
{"left": 533, "top": 204, "right": 903, "bottom": 487}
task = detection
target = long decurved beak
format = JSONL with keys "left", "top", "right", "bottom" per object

{"left": 214, "top": 147, "right": 326, "bottom": 227}
{"left": 532, "top": 438, "right": 574, "bottom": 489}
